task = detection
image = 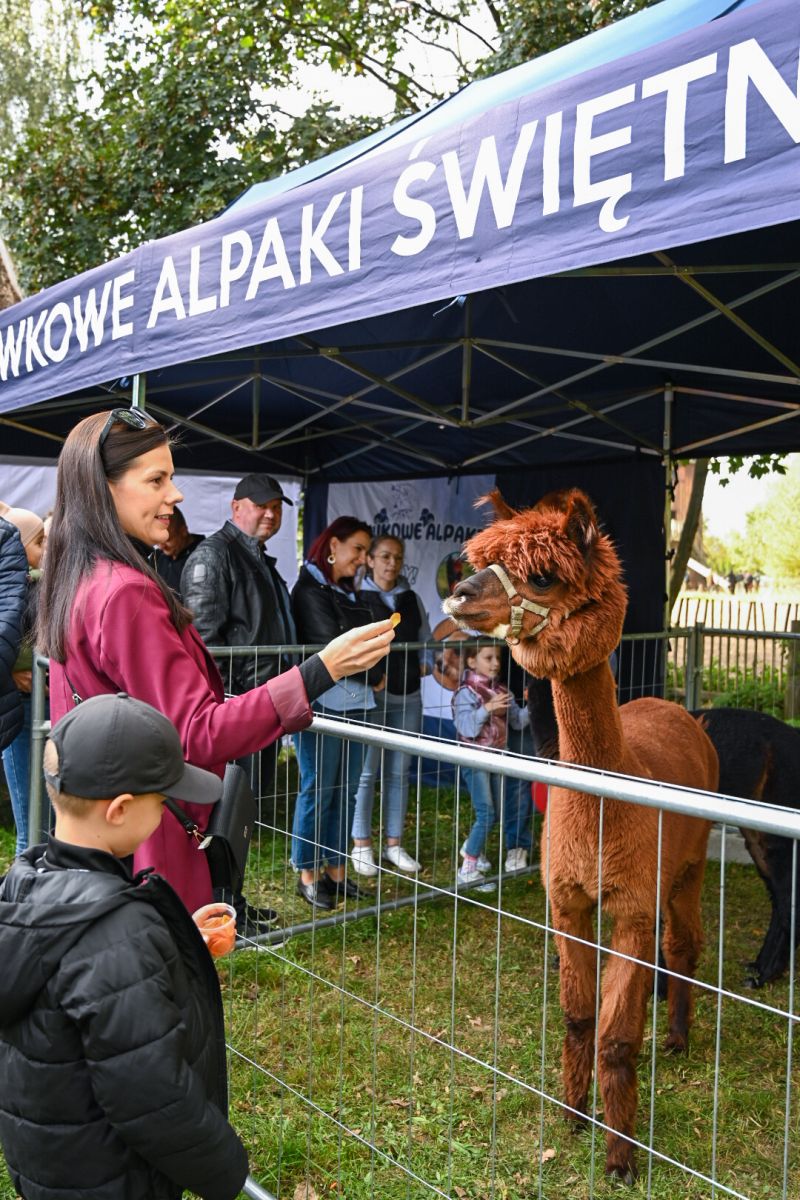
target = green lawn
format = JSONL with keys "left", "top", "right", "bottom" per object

{"left": 1, "top": 770, "right": 797, "bottom": 1200}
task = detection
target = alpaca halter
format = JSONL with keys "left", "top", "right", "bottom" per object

{"left": 487, "top": 562, "right": 553, "bottom": 645}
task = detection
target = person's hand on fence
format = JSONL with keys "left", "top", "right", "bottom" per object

{"left": 484, "top": 693, "right": 511, "bottom": 713}
{"left": 318, "top": 619, "right": 395, "bottom": 681}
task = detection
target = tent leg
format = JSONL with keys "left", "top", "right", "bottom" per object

{"left": 252, "top": 369, "right": 261, "bottom": 447}
{"left": 663, "top": 382, "right": 674, "bottom": 633}
{"left": 132, "top": 373, "right": 147, "bottom": 410}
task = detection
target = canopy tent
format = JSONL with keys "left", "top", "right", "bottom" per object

{"left": 0, "top": 0, "right": 797, "bottom": 483}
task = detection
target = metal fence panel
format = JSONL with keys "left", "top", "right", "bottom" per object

{"left": 25, "top": 638, "right": 800, "bottom": 1199}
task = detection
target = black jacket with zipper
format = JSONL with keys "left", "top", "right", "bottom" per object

{"left": 291, "top": 565, "right": 384, "bottom": 689}
{"left": 0, "top": 838, "right": 248, "bottom": 1200}
{"left": 182, "top": 521, "right": 295, "bottom": 693}
{"left": 0, "top": 517, "right": 27, "bottom": 752}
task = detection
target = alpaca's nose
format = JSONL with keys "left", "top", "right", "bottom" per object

{"left": 452, "top": 576, "right": 479, "bottom": 599}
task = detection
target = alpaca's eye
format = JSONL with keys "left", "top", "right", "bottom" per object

{"left": 528, "top": 572, "right": 554, "bottom": 591}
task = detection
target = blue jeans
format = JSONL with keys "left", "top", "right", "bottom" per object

{"left": 292, "top": 716, "right": 367, "bottom": 872}
{"left": 352, "top": 691, "right": 422, "bottom": 842}
{"left": 461, "top": 763, "right": 532, "bottom": 860}
{"left": 2, "top": 695, "right": 31, "bottom": 856}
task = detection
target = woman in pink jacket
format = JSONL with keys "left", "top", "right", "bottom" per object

{"left": 36, "top": 408, "right": 394, "bottom": 913}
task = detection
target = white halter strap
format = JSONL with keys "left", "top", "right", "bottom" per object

{"left": 487, "top": 562, "right": 551, "bottom": 645}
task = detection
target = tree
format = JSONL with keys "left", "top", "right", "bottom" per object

{"left": 669, "top": 458, "right": 708, "bottom": 612}
{"left": 733, "top": 458, "right": 800, "bottom": 584}
{"left": 1, "top": 0, "right": 664, "bottom": 291}
{"left": 0, "top": 0, "right": 81, "bottom": 161}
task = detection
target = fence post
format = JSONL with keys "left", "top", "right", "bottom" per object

{"left": 27, "top": 652, "right": 50, "bottom": 844}
{"left": 685, "top": 621, "right": 705, "bottom": 710}
{"left": 787, "top": 620, "right": 800, "bottom": 720}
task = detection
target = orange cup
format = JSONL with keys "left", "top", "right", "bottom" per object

{"left": 192, "top": 902, "right": 237, "bottom": 958}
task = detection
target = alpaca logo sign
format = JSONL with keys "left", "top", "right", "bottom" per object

{"left": 372, "top": 493, "right": 479, "bottom": 547}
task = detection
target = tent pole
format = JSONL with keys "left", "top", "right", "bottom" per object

{"left": 663, "top": 382, "right": 674, "bottom": 634}
{"left": 132, "top": 373, "right": 147, "bottom": 410}
{"left": 461, "top": 295, "right": 472, "bottom": 423}
{"left": 252, "top": 368, "right": 261, "bottom": 447}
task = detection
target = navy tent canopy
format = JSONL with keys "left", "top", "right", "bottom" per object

{"left": 0, "top": 0, "right": 797, "bottom": 482}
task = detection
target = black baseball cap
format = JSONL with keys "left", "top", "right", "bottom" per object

{"left": 233, "top": 473, "right": 293, "bottom": 505}
{"left": 45, "top": 694, "right": 222, "bottom": 805}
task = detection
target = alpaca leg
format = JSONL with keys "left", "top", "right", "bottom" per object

{"left": 597, "top": 915, "right": 654, "bottom": 1183}
{"left": 662, "top": 859, "right": 706, "bottom": 1052}
{"left": 751, "top": 841, "right": 796, "bottom": 986}
{"left": 552, "top": 897, "right": 597, "bottom": 1128}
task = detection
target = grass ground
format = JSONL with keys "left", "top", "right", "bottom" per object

{"left": 0, "top": 766, "right": 797, "bottom": 1200}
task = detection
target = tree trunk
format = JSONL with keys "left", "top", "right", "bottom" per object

{"left": 669, "top": 458, "right": 709, "bottom": 612}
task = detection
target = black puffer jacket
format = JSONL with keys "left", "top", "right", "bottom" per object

{"left": 0, "top": 838, "right": 248, "bottom": 1200}
{"left": 0, "top": 517, "right": 27, "bottom": 752}
{"left": 182, "top": 522, "right": 295, "bottom": 692}
{"left": 292, "top": 565, "right": 384, "bottom": 688}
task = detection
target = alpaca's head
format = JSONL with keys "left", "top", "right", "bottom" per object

{"left": 443, "top": 489, "right": 627, "bottom": 680}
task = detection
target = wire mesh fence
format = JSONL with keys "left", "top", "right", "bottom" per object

{"left": 25, "top": 631, "right": 800, "bottom": 1199}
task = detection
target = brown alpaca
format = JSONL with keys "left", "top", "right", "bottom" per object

{"left": 444, "top": 488, "right": 718, "bottom": 1183}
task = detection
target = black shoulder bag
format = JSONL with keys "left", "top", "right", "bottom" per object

{"left": 164, "top": 763, "right": 256, "bottom": 896}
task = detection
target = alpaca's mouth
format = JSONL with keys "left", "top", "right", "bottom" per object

{"left": 442, "top": 596, "right": 491, "bottom": 626}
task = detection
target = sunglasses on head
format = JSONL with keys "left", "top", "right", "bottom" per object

{"left": 98, "top": 407, "right": 159, "bottom": 448}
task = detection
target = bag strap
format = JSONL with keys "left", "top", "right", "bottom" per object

{"left": 64, "top": 671, "right": 208, "bottom": 848}
{"left": 163, "top": 796, "right": 205, "bottom": 845}
{"left": 64, "top": 670, "right": 83, "bottom": 707}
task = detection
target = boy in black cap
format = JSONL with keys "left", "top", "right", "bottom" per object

{"left": 0, "top": 693, "right": 248, "bottom": 1200}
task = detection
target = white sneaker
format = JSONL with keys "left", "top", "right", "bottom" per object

{"left": 382, "top": 845, "right": 420, "bottom": 873}
{"left": 460, "top": 842, "right": 491, "bottom": 873}
{"left": 457, "top": 866, "right": 496, "bottom": 891}
{"left": 504, "top": 847, "right": 529, "bottom": 872}
{"left": 351, "top": 845, "right": 378, "bottom": 877}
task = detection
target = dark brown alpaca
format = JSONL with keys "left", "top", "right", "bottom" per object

{"left": 444, "top": 488, "right": 719, "bottom": 1183}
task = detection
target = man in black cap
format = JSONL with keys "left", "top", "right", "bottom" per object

{"left": 181, "top": 473, "right": 296, "bottom": 694}
{"left": 181, "top": 473, "right": 296, "bottom": 930}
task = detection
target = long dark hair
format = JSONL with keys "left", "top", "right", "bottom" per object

{"left": 37, "top": 411, "right": 193, "bottom": 661}
{"left": 306, "top": 516, "right": 372, "bottom": 588}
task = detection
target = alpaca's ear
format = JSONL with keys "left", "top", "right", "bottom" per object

{"left": 563, "top": 490, "right": 598, "bottom": 557}
{"left": 475, "top": 489, "right": 517, "bottom": 520}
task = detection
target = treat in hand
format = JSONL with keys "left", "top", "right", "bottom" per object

{"left": 390, "top": 612, "right": 402, "bottom": 628}
{"left": 192, "top": 902, "right": 237, "bottom": 958}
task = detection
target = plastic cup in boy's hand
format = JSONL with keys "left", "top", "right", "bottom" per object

{"left": 192, "top": 902, "right": 237, "bottom": 958}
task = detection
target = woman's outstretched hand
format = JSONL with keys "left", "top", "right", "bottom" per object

{"left": 318, "top": 618, "right": 396, "bottom": 681}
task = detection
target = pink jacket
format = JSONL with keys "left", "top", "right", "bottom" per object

{"left": 50, "top": 560, "right": 312, "bottom": 911}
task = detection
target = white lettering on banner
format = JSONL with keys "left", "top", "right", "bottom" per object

{"left": 111, "top": 270, "right": 136, "bottom": 340}
{"left": 725, "top": 38, "right": 800, "bottom": 163}
{"left": 299, "top": 192, "right": 347, "bottom": 284}
{"left": 43, "top": 302, "right": 72, "bottom": 363}
{"left": 25, "top": 311, "right": 48, "bottom": 371}
{"left": 245, "top": 218, "right": 296, "bottom": 299}
{"left": 189, "top": 245, "right": 217, "bottom": 316}
{"left": 542, "top": 111, "right": 563, "bottom": 215}
{"left": 147, "top": 257, "right": 187, "bottom": 328}
{"left": 2, "top": 26, "right": 800, "bottom": 392}
{"left": 391, "top": 158, "right": 438, "bottom": 257}
{"left": 220, "top": 230, "right": 253, "bottom": 307}
{"left": 0, "top": 320, "right": 25, "bottom": 380}
{"left": 573, "top": 85, "right": 635, "bottom": 233}
{"left": 442, "top": 121, "right": 539, "bottom": 239}
{"left": 349, "top": 185, "right": 363, "bottom": 271}
{"left": 73, "top": 283, "right": 112, "bottom": 352}
{"left": 642, "top": 54, "right": 718, "bottom": 180}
